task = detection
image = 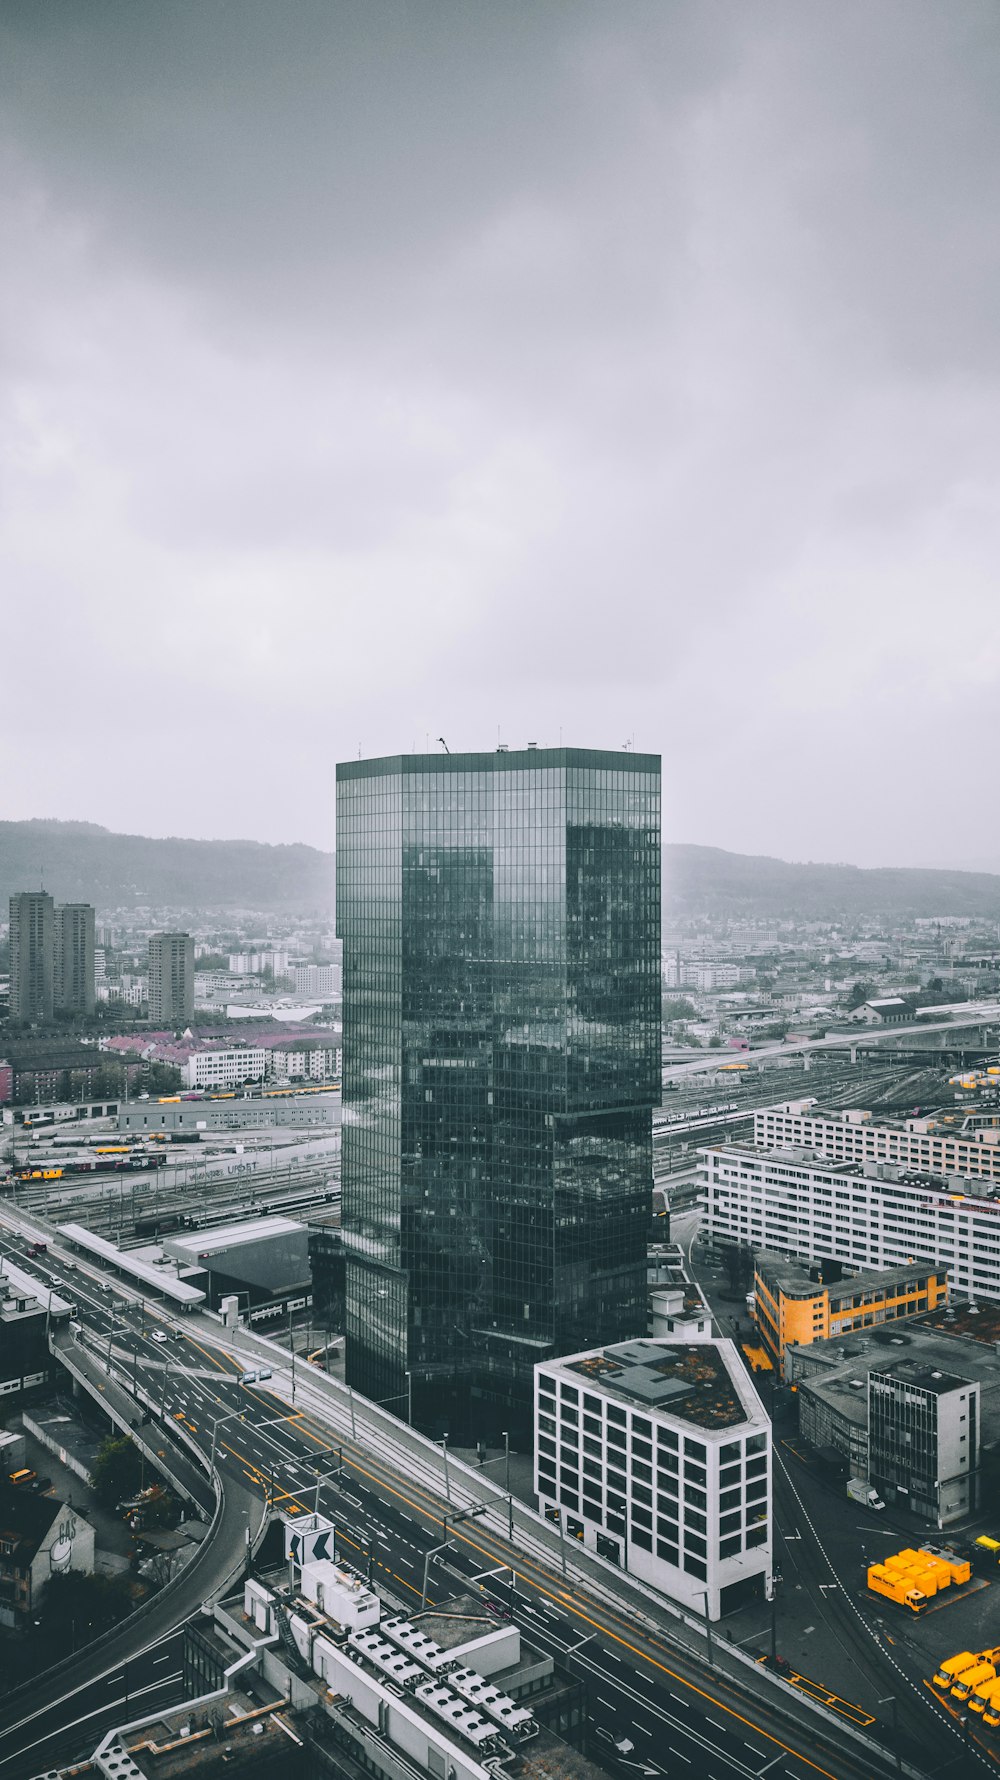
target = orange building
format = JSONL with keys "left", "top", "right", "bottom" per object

{"left": 753, "top": 1252, "right": 949, "bottom": 1377}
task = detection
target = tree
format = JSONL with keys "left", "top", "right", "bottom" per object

{"left": 142, "top": 1062, "right": 183, "bottom": 1095}
{"left": 90, "top": 1434, "right": 144, "bottom": 1508}
{"left": 194, "top": 952, "right": 229, "bottom": 971}
{"left": 708, "top": 1036, "right": 723, "bottom": 1049}
{"left": 845, "top": 980, "right": 876, "bottom": 1010}
{"left": 662, "top": 997, "right": 697, "bottom": 1022}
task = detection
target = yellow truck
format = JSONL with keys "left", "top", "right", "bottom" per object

{"left": 934, "top": 1652, "right": 979, "bottom": 1689}
{"left": 969, "top": 1675, "right": 999, "bottom": 1715}
{"left": 867, "top": 1565, "right": 929, "bottom": 1613}
{"left": 982, "top": 1683, "right": 1000, "bottom": 1729}
{"left": 953, "top": 1660, "right": 997, "bottom": 1703}
{"left": 920, "top": 1545, "right": 972, "bottom": 1585}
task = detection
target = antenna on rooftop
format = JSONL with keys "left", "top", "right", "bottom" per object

{"left": 437, "top": 737, "right": 450, "bottom": 754}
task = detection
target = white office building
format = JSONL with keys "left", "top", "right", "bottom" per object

{"left": 702, "top": 1141, "right": 1000, "bottom": 1304}
{"left": 184, "top": 1045, "right": 269, "bottom": 1090}
{"left": 754, "top": 1100, "right": 1000, "bottom": 1185}
{"left": 534, "top": 1338, "right": 771, "bottom": 1620}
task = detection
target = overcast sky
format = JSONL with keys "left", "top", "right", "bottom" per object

{"left": 3, "top": 3, "right": 999, "bottom": 866}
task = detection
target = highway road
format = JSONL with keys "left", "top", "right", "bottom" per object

{"left": 662, "top": 1006, "right": 1000, "bottom": 1085}
{"left": 0, "top": 1210, "right": 917, "bottom": 1780}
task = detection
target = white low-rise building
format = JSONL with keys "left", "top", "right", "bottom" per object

{"left": 183, "top": 1045, "right": 268, "bottom": 1090}
{"left": 534, "top": 1337, "right": 771, "bottom": 1619}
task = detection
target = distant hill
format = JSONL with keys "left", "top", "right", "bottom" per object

{"left": 0, "top": 821, "right": 334, "bottom": 914}
{"left": 663, "top": 844, "right": 1000, "bottom": 923}
{"left": 2, "top": 821, "right": 999, "bottom": 923}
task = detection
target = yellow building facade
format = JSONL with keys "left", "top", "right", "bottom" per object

{"left": 753, "top": 1253, "right": 949, "bottom": 1376}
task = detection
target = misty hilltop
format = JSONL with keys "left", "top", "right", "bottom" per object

{"left": 0, "top": 820, "right": 335, "bottom": 913}
{"left": 664, "top": 845, "right": 1000, "bottom": 923}
{"left": 3, "top": 821, "right": 1000, "bottom": 923}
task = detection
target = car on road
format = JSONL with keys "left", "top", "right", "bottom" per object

{"left": 150, "top": 1330, "right": 169, "bottom": 1344}
{"left": 595, "top": 1729, "right": 636, "bottom": 1757}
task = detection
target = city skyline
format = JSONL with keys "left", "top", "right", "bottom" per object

{"left": 2, "top": 5, "right": 998, "bottom": 866}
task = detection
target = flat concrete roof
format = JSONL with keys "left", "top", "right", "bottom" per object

{"left": 755, "top": 1249, "right": 947, "bottom": 1302}
{"left": 789, "top": 1322, "right": 1000, "bottom": 1442}
{"left": 0, "top": 1260, "right": 72, "bottom": 1318}
{"left": 556, "top": 1339, "right": 756, "bottom": 1433}
{"left": 164, "top": 1215, "right": 306, "bottom": 1256}
{"left": 57, "top": 1223, "right": 206, "bottom": 1305}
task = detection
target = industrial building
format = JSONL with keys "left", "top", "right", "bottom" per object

{"left": 62, "top": 1525, "right": 595, "bottom": 1780}
{"left": 534, "top": 1337, "right": 771, "bottom": 1619}
{"left": 0, "top": 1257, "right": 74, "bottom": 1405}
{"left": 786, "top": 1321, "right": 1000, "bottom": 1525}
{"left": 160, "top": 1215, "right": 310, "bottom": 1316}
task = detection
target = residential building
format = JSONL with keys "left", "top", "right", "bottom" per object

{"left": 0, "top": 1062, "right": 11, "bottom": 1106}
{"left": 268, "top": 1039, "right": 341, "bottom": 1081}
{"left": 755, "top": 1100, "right": 1000, "bottom": 1185}
{"left": 53, "top": 903, "right": 95, "bottom": 1015}
{"left": 9, "top": 892, "right": 54, "bottom": 1022}
{"left": 337, "top": 747, "right": 661, "bottom": 1441}
{"left": 5, "top": 1041, "right": 142, "bottom": 1105}
{"left": 534, "top": 1338, "right": 771, "bottom": 1619}
{"left": 869, "top": 1363, "right": 979, "bottom": 1525}
{"left": 227, "top": 948, "right": 290, "bottom": 975}
{"left": 0, "top": 1490, "right": 95, "bottom": 1628}
{"left": 147, "top": 931, "right": 194, "bottom": 1024}
{"left": 291, "top": 963, "right": 341, "bottom": 996}
{"left": 182, "top": 1044, "right": 268, "bottom": 1090}
{"left": 753, "top": 1250, "right": 949, "bottom": 1377}
{"left": 702, "top": 1142, "right": 1000, "bottom": 1305}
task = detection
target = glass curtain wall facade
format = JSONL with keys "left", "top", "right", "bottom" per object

{"left": 337, "top": 748, "right": 661, "bottom": 1441}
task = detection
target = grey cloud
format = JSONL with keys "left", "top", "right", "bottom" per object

{"left": 1, "top": 2, "right": 999, "bottom": 860}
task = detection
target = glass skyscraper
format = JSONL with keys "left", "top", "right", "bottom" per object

{"left": 337, "top": 747, "right": 661, "bottom": 1442}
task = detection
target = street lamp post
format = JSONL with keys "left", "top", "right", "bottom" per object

{"left": 877, "top": 1696, "right": 901, "bottom": 1772}
{"left": 440, "top": 1434, "right": 452, "bottom": 1503}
